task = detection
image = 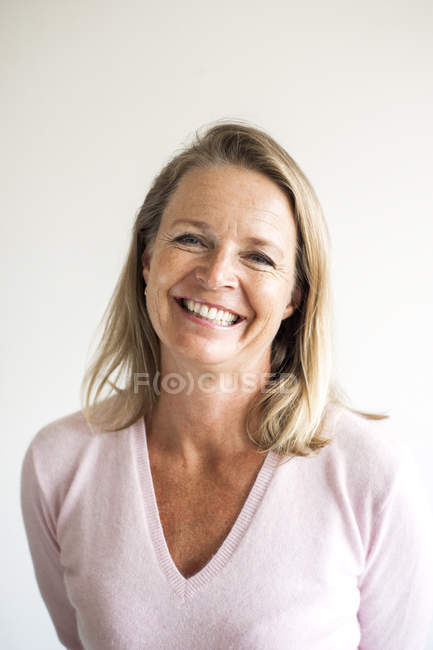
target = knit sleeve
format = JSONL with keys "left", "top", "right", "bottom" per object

{"left": 20, "top": 440, "right": 84, "bottom": 650}
{"left": 357, "top": 450, "right": 433, "bottom": 650}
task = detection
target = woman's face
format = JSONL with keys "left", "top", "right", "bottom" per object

{"left": 142, "top": 164, "right": 299, "bottom": 373}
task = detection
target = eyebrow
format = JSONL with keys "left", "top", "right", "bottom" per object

{"left": 170, "top": 219, "right": 285, "bottom": 257}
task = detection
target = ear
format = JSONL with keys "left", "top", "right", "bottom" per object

{"left": 141, "top": 245, "right": 153, "bottom": 285}
{"left": 282, "top": 286, "right": 301, "bottom": 320}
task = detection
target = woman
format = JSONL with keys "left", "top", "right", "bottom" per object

{"left": 21, "top": 121, "right": 433, "bottom": 649}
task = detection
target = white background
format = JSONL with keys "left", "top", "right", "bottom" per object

{"left": 2, "top": 0, "right": 433, "bottom": 648}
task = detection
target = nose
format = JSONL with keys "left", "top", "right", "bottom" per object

{"left": 194, "top": 247, "right": 238, "bottom": 290}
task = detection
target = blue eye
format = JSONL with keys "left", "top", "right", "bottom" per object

{"left": 173, "top": 233, "right": 204, "bottom": 246}
{"left": 247, "top": 252, "right": 275, "bottom": 266}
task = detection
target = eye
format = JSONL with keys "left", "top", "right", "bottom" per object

{"left": 172, "top": 233, "right": 205, "bottom": 246}
{"left": 246, "top": 252, "right": 275, "bottom": 267}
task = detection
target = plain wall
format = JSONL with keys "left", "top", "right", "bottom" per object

{"left": 1, "top": 0, "right": 432, "bottom": 647}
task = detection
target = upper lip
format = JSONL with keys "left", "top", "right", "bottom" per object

{"left": 176, "top": 296, "right": 246, "bottom": 319}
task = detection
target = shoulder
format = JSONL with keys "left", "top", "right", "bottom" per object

{"left": 23, "top": 408, "right": 95, "bottom": 479}
{"left": 324, "top": 404, "right": 403, "bottom": 472}
{"left": 27, "top": 408, "right": 93, "bottom": 453}
{"left": 21, "top": 400, "right": 138, "bottom": 505}
{"left": 319, "top": 403, "right": 426, "bottom": 515}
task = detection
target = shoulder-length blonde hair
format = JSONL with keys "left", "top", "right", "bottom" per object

{"left": 81, "top": 119, "right": 388, "bottom": 459}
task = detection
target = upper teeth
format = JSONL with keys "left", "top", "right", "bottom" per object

{"left": 183, "top": 299, "right": 238, "bottom": 323}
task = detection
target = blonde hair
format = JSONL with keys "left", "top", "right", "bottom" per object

{"left": 80, "top": 119, "right": 388, "bottom": 460}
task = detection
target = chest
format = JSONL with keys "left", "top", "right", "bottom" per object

{"left": 149, "top": 454, "right": 265, "bottom": 579}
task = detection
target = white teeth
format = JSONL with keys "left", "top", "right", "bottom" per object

{"left": 181, "top": 299, "right": 239, "bottom": 325}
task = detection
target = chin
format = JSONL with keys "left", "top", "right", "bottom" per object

{"left": 177, "top": 347, "right": 231, "bottom": 367}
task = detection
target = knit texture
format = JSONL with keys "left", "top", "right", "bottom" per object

{"left": 20, "top": 403, "right": 433, "bottom": 650}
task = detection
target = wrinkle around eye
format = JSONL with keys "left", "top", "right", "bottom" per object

{"left": 173, "top": 233, "right": 207, "bottom": 247}
{"left": 159, "top": 232, "right": 205, "bottom": 249}
{"left": 245, "top": 253, "right": 275, "bottom": 267}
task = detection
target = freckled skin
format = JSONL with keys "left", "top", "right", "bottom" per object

{"left": 141, "top": 164, "right": 298, "bottom": 374}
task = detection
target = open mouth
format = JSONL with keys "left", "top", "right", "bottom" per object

{"left": 175, "top": 298, "right": 243, "bottom": 327}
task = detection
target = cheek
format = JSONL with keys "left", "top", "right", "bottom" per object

{"left": 148, "top": 252, "right": 197, "bottom": 311}
{"left": 151, "top": 249, "right": 194, "bottom": 281}
{"left": 149, "top": 251, "right": 175, "bottom": 286}
{"left": 254, "top": 276, "right": 290, "bottom": 308}
{"left": 257, "top": 289, "right": 292, "bottom": 331}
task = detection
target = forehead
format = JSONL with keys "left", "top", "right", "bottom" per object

{"left": 162, "top": 164, "right": 296, "bottom": 240}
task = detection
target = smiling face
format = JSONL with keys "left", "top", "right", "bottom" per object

{"left": 141, "top": 164, "right": 299, "bottom": 374}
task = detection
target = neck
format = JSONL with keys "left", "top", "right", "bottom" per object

{"left": 146, "top": 354, "right": 271, "bottom": 467}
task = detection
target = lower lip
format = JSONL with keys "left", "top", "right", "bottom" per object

{"left": 174, "top": 299, "right": 243, "bottom": 330}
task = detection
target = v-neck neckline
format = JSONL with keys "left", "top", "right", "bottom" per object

{"left": 134, "top": 416, "right": 280, "bottom": 601}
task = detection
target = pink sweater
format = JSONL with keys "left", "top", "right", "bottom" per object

{"left": 21, "top": 403, "right": 433, "bottom": 650}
